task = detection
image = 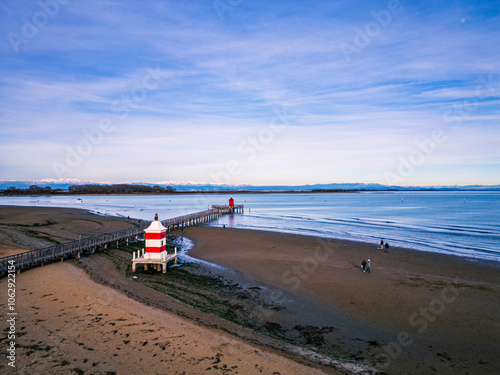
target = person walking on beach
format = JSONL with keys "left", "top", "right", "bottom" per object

{"left": 384, "top": 242, "right": 389, "bottom": 253}
{"left": 361, "top": 259, "right": 367, "bottom": 272}
{"left": 366, "top": 259, "right": 371, "bottom": 273}
{"left": 380, "top": 239, "right": 384, "bottom": 250}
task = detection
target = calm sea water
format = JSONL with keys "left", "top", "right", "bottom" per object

{"left": 1, "top": 191, "right": 499, "bottom": 262}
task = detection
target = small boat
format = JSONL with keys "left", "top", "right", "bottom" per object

{"left": 76, "top": 198, "right": 83, "bottom": 203}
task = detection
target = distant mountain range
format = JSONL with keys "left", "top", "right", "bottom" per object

{"left": 1, "top": 179, "right": 499, "bottom": 191}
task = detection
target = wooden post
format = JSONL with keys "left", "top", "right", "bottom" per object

{"left": 132, "top": 263, "right": 136, "bottom": 272}
{"left": 162, "top": 263, "right": 167, "bottom": 273}
{"left": 144, "top": 264, "right": 148, "bottom": 271}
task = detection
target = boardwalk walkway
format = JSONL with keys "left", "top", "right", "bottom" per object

{"left": 0, "top": 205, "right": 242, "bottom": 276}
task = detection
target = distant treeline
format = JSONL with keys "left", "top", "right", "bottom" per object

{"left": 0, "top": 184, "right": 176, "bottom": 196}
{"left": 68, "top": 184, "right": 176, "bottom": 194}
{"left": 0, "top": 185, "right": 59, "bottom": 195}
{"left": 0, "top": 184, "right": 366, "bottom": 196}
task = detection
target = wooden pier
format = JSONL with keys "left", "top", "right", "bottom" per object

{"left": 212, "top": 204, "right": 244, "bottom": 214}
{"left": 0, "top": 205, "right": 243, "bottom": 276}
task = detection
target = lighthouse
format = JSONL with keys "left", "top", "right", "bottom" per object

{"left": 144, "top": 213, "right": 167, "bottom": 260}
{"left": 132, "top": 213, "right": 177, "bottom": 273}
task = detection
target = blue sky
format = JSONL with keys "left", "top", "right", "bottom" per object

{"left": 0, "top": 0, "right": 499, "bottom": 186}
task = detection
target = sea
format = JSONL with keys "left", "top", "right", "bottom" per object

{"left": 1, "top": 191, "right": 499, "bottom": 262}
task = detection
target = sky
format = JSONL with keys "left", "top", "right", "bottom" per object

{"left": 0, "top": 0, "right": 499, "bottom": 187}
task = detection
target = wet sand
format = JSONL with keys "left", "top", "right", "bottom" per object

{"left": 0, "top": 262, "right": 332, "bottom": 374}
{"left": 1, "top": 206, "right": 499, "bottom": 374}
{"left": 0, "top": 206, "right": 335, "bottom": 374}
{"left": 0, "top": 205, "right": 139, "bottom": 257}
{"left": 186, "top": 226, "right": 500, "bottom": 374}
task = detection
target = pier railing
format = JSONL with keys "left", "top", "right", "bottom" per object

{"left": 0, "top": 205, "right": 242, "bottom": 276}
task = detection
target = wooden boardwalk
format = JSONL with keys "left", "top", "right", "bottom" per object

{"left": 212, "top": 204, "right": 244, "bottom": 213}
{"left": 0, "top": 205, "right": 242, "bottom": 276}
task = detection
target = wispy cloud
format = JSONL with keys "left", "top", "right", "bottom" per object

{"left": 0, "top": 0, "right": 499, "bottom": 185}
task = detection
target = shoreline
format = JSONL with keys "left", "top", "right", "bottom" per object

{"left": 185, "top": 226, "right": 500, "bottom": 374}
{"left": 0, "top": 206, "right": 339, "bottom": 374}
{"left": 206, "top": 223, "right": 500, "bottom": 265}
{"left": 0, "top": 205, "right": 140, "bottom": 258}
{"left": 2, "top": 261, "right": 335, "bottom": 374}
{"left": 1, "top": 206, "right": 499, "bottom": 374}
{"left": 4, "top": 191, "right": 499, "bottom": 264}
{"left": 3, "top": 201, "right": 498, "bottom": 265}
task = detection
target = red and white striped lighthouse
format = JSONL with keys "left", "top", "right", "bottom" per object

{"left": 144, "top": 213, "right": 167, "bottom": 259}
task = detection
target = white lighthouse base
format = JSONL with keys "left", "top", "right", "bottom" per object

{"left": 132, "top": 248, "right": 177, "bottom": 273}
{"left": 144, "top": 251, "right": 167, "bottom": 260}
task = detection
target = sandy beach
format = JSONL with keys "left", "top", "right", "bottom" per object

{"left": 1, "top": 262, "right": 335, "bottom": 375}
{"left": 1, "top": 206, "right": 499, "bottom": 374}
{"left": 0, "top": 206, "right": 337, "bottom": 375}
{"left": 186, "top": 226, "right": 500, "bottom": 374}
{"left": 0, "top": 205, "right": 140, "bottom": 257}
